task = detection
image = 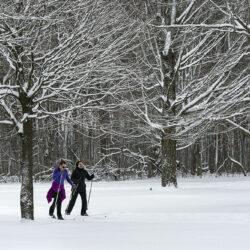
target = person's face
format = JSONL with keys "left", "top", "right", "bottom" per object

{"left": 59, "top": 164, "right": 66, "bottom": 171}
{"left": 78, "top": 162, "right": 83, "bottom": 168}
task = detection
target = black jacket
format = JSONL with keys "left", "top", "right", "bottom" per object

{"left": 71, "top": 167, "right": 94, "bottom": 191}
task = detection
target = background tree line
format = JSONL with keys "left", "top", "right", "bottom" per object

{"left": 0, "top": 0, "right": 249, "bottom": 219}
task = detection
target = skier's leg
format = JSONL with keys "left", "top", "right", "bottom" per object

{"left": 80, "top": 191, "right": 87, "bottom": 215}
{"left": 49, "top": 190, "right": 56, "bottom": 216}
{"left": 56, "top": 191, "right": 63, "bottom": 218}
{"left": 66, "top": 190, "right": 78, "bottom": 214}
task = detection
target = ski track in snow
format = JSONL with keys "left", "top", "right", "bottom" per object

{"left": 1, "top": 176, "right": 250, "bottom": 250}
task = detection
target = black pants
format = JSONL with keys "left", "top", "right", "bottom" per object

{"left": 67, "top": 189, "right": 87, "bottom": 215}
{"left": 49, "top": 190, "right": 62, "bottom": 217}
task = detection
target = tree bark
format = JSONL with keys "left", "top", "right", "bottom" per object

{"left": 161, "top": 128, "right": 177, "bottom": 187}
{"left": 20, "top": 118, "right": 34, "bottom": 220}
{"left": 160, "top": 47, "right": 177, "bottom": 186}
{"left": 208, "top": 135, "right": 216, "bottom": 173}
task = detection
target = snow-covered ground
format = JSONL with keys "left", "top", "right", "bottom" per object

{"left": 1, "top": 176, "right": 250, "bottom": 250}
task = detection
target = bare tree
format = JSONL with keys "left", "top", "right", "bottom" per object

{"left": 126, "top": 0, "right": 249, "bottom": 186}
{"left": 0, "top": 0, "right": 139, "bottom": 219}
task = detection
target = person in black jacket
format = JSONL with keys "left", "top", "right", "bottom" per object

{"left": 65, "top": 161, "right": 94, "bottom": 216}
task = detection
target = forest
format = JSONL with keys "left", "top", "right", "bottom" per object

{"left": 0, "top": 0, "right": 249, "bottom": 219}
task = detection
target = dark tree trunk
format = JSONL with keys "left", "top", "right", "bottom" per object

{"left": 222, "top": 133, "right": 229, "bottom": 173}
{"left": 87, "top": 127, "right": 94, "bottom": 165}
{"left": 161, "top": 128, "right": 177, "bottom": 187}
{"left": 190, "top": 144, "right": 197, "bottom": 176}
{"left": 160, "top": 47, "right": 177, "bottom": 186}
{"left": 147, "top": 163, "right": 153, "bottom": 178}
{"left": 20, "top": 118, "right": 34, "bottom": 220}
{"left": 99, "top": 109, "right": 110, "bottom": 167}
{"left": 208, "top": 135, "right": 216, "bottom": 173}
{"left": 194, "top": 141, "right": 201, "bottom": 176}
{"left": 19, "top": 89, "right": 34, "bottom": 220}
{"left": 180, "top": 148, "right": 189, "bottom": 176}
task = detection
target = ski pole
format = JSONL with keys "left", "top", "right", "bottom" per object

{"left": 87, "top": 180, "right": 93, "bottom": 209}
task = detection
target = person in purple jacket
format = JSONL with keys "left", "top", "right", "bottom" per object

{"left": 46, "top": 160, "right": 74, "bottom": 220}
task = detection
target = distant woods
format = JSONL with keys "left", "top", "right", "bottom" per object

{"left": 0, "top": 0, "right": 249, "bottom": 184}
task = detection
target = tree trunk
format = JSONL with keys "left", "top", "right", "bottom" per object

{"left": 160, "top": 47, "right": 176, "bottom": 186}
{"left": 20, "top": 118, "right": 34, "bottom": 220}
{"left": 147, "top": 163, "right": 153, "bottom": 178}
{"left": 99, "top": 109, "right": 110, "bottom": 168}
{"left": 194, "top": 141, "right": 201, "bottom": 176}
{"left": 208, "top": 135, "right": 216, "bottom": 173}
{"left": 190, "top": 144, "right": 196, "bottom": 176}
{"left": 222, "top": 133, "right": 229, "bottom": 173}
{"left": 161, "top": 129, "right": 177, "bottom": 187}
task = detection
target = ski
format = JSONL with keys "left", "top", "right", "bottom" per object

{"left": 49, "top": 214, "right": 76, "bottom": 220}
{"left": 64, "top": 215, "right": 76, "bottom": 220}
{"left": 64, "top": 217, "right": 76, "bottom": 220}
{"left": 88, "top": 213, "right": 107, "bottom": 218}
{"left": 84, "top": 214, "right": 108, "bottom": 220}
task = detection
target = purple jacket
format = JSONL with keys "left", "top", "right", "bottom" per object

{"left": 46, "top": 168, "right": 73, "bottom": 203}
{"left": 52, "top": 168, "right": 73, "bottom": 186}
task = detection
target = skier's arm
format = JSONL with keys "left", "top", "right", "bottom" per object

{"left": 71, "top": 169, "right": 79, "bottom": 184}
{"left": 65, "top": 169, "right": 73, "bottom": 186}
{"left": 85, "top": 170, "right": 94, "bottom": 180}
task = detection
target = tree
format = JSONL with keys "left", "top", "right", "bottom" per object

{"left": 0, "top": 0, "right": 139, "bottom": 219}
{"left": 126, "top": 0, "right": 249, "bottom": 186}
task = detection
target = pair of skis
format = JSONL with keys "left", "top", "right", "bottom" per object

{"left": 50, "top": 214, "right": 107, "bottom": 220}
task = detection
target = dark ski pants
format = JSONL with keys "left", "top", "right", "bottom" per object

{"left": 49, "top": 190, "right": 62, "bottom": 217}
{"left": 67, "top": 190, "right": 87, "bottom": 215}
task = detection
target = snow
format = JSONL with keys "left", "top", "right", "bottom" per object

{"left": 176, "top": 0, "right": 195, "bottom": 23}
{"left": 178, "top": 74, "right": 225, "bottom": 116}
{"left": 181, "top": 32, "right": 211, "bottom": 64}
{"left": 163, "top": 31, "right": 171, "bottom": 56}
{"left": 0, "top": 100, "right": 23, "bottom": 134}
{"left": 0, "top": 120, "right": 13, "bottom": 125}
{"left": 1, "top": 177, "right": 250, "bottom": 250}
{"left": 156, "top": 24, "right": 249, "bottom": 36}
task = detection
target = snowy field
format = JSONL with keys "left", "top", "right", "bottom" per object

{"left": 1, "top": 176, "right": 250, "bottom": 250}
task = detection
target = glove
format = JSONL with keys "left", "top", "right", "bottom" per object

{"left": 91, "top": 174, "right": 95, "bottom": 179}
{"left": 71, "top": 184, "right": 76, "bottom": 191}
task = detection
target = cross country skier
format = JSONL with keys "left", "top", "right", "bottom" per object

{"left": 46, "top": 160, "right": 75, "bottom": 220}
{"left": 65, "top": 160, "right": 94, "bottom": 216}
